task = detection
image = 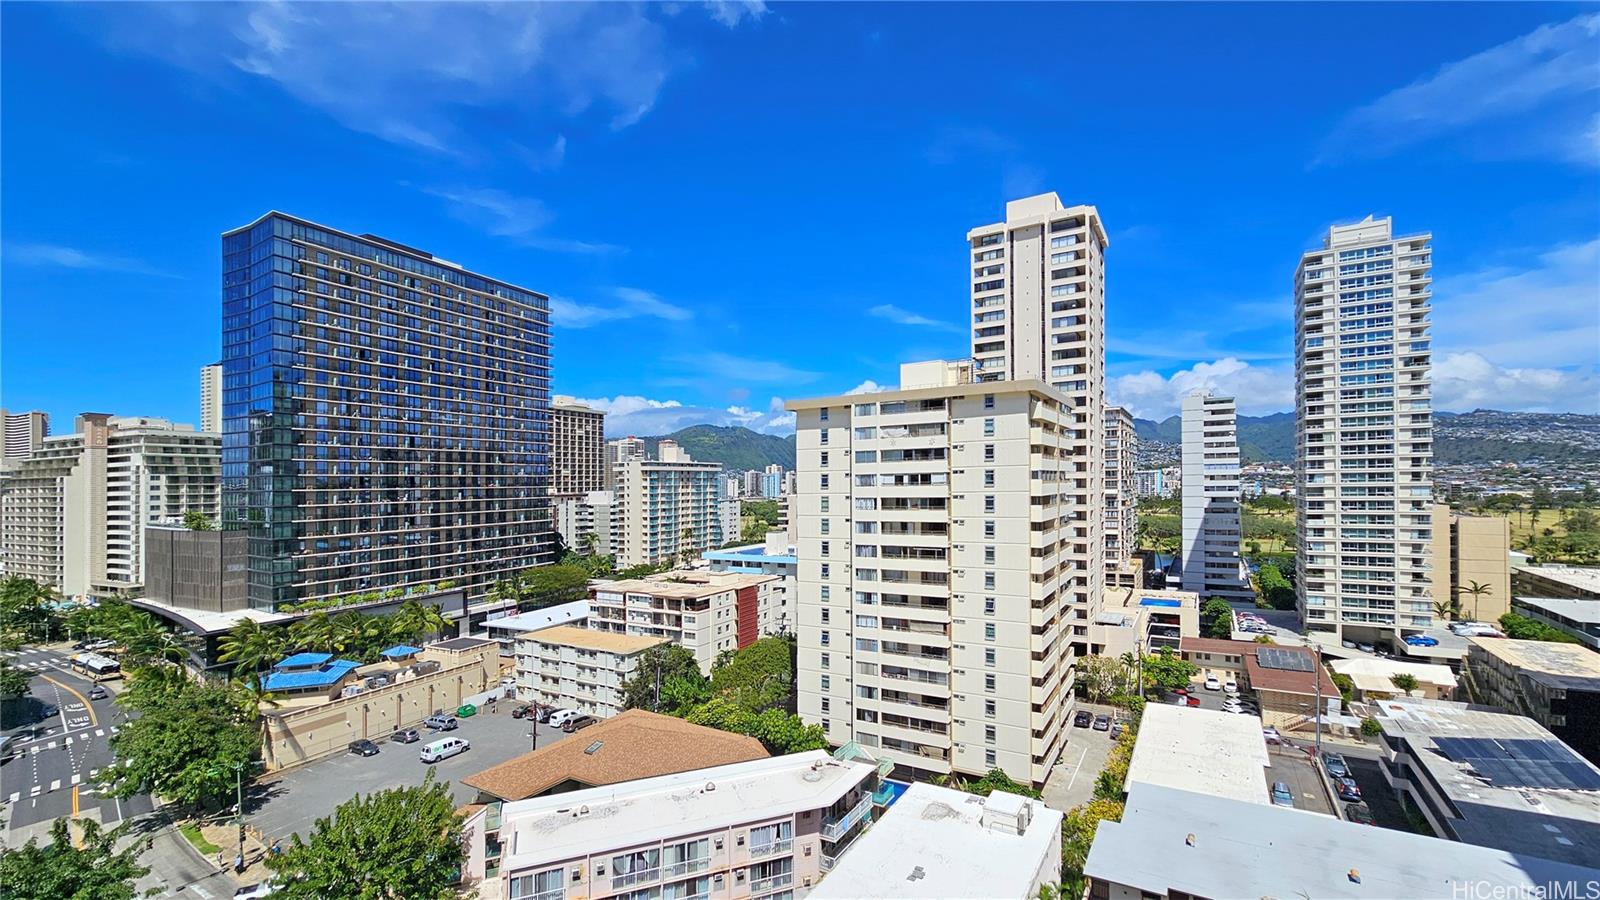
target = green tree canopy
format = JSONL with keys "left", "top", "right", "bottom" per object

{"left": 1140, "top": 648, "right": 1199, "bottom": 693}
{"left": 1498, "top": 611, "right": 1582, "bottom": 644}
{"left": 0, "top": 818, "right": 150, "bottom": 900}
{"left": 622, "top": 644, "right": 708, "bottom": 713}
{"left": 520, "top": 564, "right": 592, "bottom": 609}
{"left": 709, "top": 636, "right": 794, "bottom": 712}
{"left": 0, "top": 656, "right": 32, "bottom": 700}
{"left": 182, "top": 510, "right": 215, "bottom": 531}
{"left": 265, "top": 769, "right": 464, "bottom": 900}
{"left": 104, "top": 678, "right": 259, "bottom": 809}
{"left": 1199, "top": 598, "right": 1234, "bottom": 638}
{"left": 1390, "top": 673, "right": 1420, "bottom": 694}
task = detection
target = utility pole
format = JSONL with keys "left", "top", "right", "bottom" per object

{"left": 1312, "top": 643, "right": 1323, "bottom": 759}
{"left": 1135, "top": 640, "right": 1144, "bottom": 702}
{"left": 235, "top": 761, "right": 245, "bottom": 869}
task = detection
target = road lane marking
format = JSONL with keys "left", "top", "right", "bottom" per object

{"left": 6, "top": 792, "right": 16, "bottom": 803}
{"left": 49, "top": 779, "right": 60, "bottom": 792}
{"left": 39, "top": 673, "right": 98, "bottom": 728}
{"left": 71, "top": 774, "right": 81, "bottom": 785}
{"left": 72, "top": 785, "right": 79, "bottom": 816}
{"left": 30, "top": 784, "right": 40, "bottom": 795}
{"left": 90, "top": 768, "right": 99, "bottom": 776}
{"left": 95, "top": 729, "right": 105, "bottom": 737}
{"left": 45, "top": 742, "right": 56, "bottom": 750}
{"left": 66, "top": 737, "right": 74, "bottom": 745}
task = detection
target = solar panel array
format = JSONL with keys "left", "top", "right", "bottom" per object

{"left": 1433, "top": 737, "right": 1600, "bottom": 792}
{"left": 1256, "top": 647, "right": 1314, "bottom": 672}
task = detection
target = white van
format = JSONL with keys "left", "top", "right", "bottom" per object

{"left": 546, "top": 708, "right": 580, "bottom": 729}
{"left": 420, "top": 737, "right": 470, "bottom": 764}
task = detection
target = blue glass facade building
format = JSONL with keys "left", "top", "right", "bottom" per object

{"left": 221, "top": 213, "right": 552, "bottom": 611}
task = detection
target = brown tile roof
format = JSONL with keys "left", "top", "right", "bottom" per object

{"left": 1180, "top": 637, "right": 1257, "bottom": 656}
{"left": 1243, "top": 646, "right": 1340, "bottom": 698}
{"left": 460, "top": 709, "right": 769, "bottom": 801}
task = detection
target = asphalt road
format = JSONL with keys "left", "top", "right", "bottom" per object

{"left": 1, "top": 645, "right": 153, "bottom": 832}
{"left": 248, "top": 702, "right": 578, "bottom": 845}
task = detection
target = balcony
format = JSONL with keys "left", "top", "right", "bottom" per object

{"left": 611, "top": 868, "right": 661, "bottom": 890}
{"left": 821, "top": 795, "right": 874, "bottom": 841}
{"left": 750, "top": 873, "right": 794, "bottom": 896}
{"left": 662, "top": 857, "right": 711, "bottom": 879}
{"left": 749, "top": 838, "right": 793, "bottom": 859}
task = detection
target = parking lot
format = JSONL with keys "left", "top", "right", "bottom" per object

{"left": 1042, "top": 703, "right": 1125, "bottom": 811}
{"left": 248, "top": 705, "right": 577, "bottom": 844}
{"left": 1342, "top": 753, "right": 1420, "bottom": 833}
{"left": 1267, "top": 746, "right": 1336, "bottom": 816}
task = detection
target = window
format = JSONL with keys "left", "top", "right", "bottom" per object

{"left": 984, "top": 571, "right": 996, "bottom": 590}
{"left": 984, "top": 469, "right": 995, "bottom": 487}
{"left": 662, "top": 839, "right": 711, "bottom": 879}
{"left": 821, "top": 631, "right": 830, "bottom": 646}
{"left": 855, "top": 450, "right": 875, "bottom": 463}
{"left": 984, "top": 598, "right": 996, "bottom": 615}
{"left": 820, "top": 675, "right": 830, "bottom": 691}
{"left": 821, "top": 697, "right": 830, "bottom": 713}
{"left": 985, "top": 699, "right": 996, "bottom": 718}
{"left": 819, "top": 452, "right": 829, "bottom": 467}
{"left": 983, "top": 394, "right": 995, "bottom": 409}
{"left": 856, "top": 638, "right": 879, "bottom": 652}
{"left": 984, "top": 521, "right": 996, "bottom": 539}
{"left": 820, "top": 564, "right": 830, "bottom": 579}
{"left": 820, "top": 497, "right": 830, "bottom": 513}
{"left": 983, "top": 444, "right": 995, "bottom": 462}
{"left": 820, "top": 653, "right": 830, "bottom": 669}
{"left": 820, "top": 429, "right": 829, "bottom": 445}
{"left": 985, "top": 673, "right": 996, "bottom": 692}
{"left": 854, "top": 402, "right": 875, "bottom": 415}
{"left": 984, "top": 496, "right": 996, "bottom": 513}
{"left": 820, "top": 474, "right": 829, "bottom": 489}
{"left": 985, "top": 623, "right": 996, "bottom": 640}
{"left": 819, "top": 585, "right": 830, "bottom": 600}
{"left": 985, "top": 725, "right": 996, "bottom": 743}
{"left": 820, "top": 519, "right": 830, "bottom": 535}
{"left": 610, "top": 849, "right": 661, "bottom": 887}
{"left": 821, "top": 608, "right": 830, "bottom": 623}
{"left": 983, "top": 418, "right": 995, "bottom": 436}
{"left": 985, "top": 648, "right": 996, "bottom": 667}
{"left": 820, "top": 541, "right": 830, "bottom": 558}
{"left": 750, "top": 821, "right": 793, "bottom": 855}
{"left": 855, "top": 615, "right": 877, "bottom": 628}
{"left": 985, "top": 749, "right": 997, "bottom": 767}
{"left": 854, "top": 427, "right": 875, "bottom": 439}
{"left": 984, "top": 546, "right": 996, "bottom": 565}
{"left": 509, "top": 868, "right": 564, "bottom": 900}
{"left": 820, "top": 407, "right": 829, "bottom": 422}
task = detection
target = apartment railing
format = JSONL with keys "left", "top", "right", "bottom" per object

{"left": 821, "top": 795, "right": 873, "bottom": 841}
{"left": 750, "top": 873, "right": 794, "bottom": 896}
{"left": 661, "top": 857, "right": 711, "bottom": 879}
{"left": 749, "top": 838, "right": 793, "bottom": 859}
{"left": 610, "top": 868, "right": 660, "bottom": 890}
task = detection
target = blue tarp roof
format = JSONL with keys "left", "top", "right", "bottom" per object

{"left": 274, "top": 652, "right": 333, "bottom": 669}
{"left": 380, "top": 645, "right": 422, "bottom": 658}
{"left": 263, "top": 659, "right": 361, "bottom": 691}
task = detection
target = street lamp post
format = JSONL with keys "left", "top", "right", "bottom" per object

{"left": 235, "top": 760, "right": 245, "bottom": 867}
{"left": 1312, "top": 643, "right": 1323, "bottom": 759}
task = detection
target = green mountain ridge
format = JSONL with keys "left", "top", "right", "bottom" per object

{"left": 638, "top": 425, "right": 797, "bottom": 471}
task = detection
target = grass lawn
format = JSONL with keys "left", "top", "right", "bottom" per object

{"left": 179, "top": 821, "right": 222, "bottom": 856}
{"left": 1492, "top": 506, "right": 1600, "bottom": 545}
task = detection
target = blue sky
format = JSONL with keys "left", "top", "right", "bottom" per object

{"left": 2, "top": 2, "right": 1596, "bottom": 436}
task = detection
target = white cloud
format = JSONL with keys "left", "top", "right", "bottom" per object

{"left": 868, "top": 304, "right": 962, "bottom": 333}
{"left": 90, "top": 3, "right": 759, "bottom": 155}
{"left": 1434, "top": 352, "right": 1599, "bottom": 414}
{"left": 1318, "top": 13, "right": 1600, "bottom": 165}
{"left": 550, "top": 287, "right": 693, "bottom": 329}
{"left": 4, "top": 242, "right": 175, "bottom": 278}
{"left": 424, "top": 186, "right": 620, "bottom": 254}
{"left": 705, "top": 1, "right": 768, "bottom": 28}
{"left": 1109, "top": 358, "right": 1295, "bottom": 420}
{"left": 576, "top": 393, "right": 793, "bottom": 437}
{"left": 674, "top": 352, "right": 822, "bottom": 385}
{"left": 1432, "top": 239, "right": 1600, "bottom": 368}
{"left": 845, "top": 380, "right": 887, "bottom": 395}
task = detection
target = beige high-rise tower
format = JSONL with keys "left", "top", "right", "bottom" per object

{"left": 199, "top": 363, "right": 223, "bottom": 434}
{"left": 1295, "top": 216, "right": 1434, "bottom": 641}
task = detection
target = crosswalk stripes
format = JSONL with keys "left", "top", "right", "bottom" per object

{"left": 6, "top": 792, "right": 16, "bottom": 804}
{"left": 48, "top": 780, "right": 60, "bottom": 792}
{"left": 71, "top": 774, "right": 81, "bottom": 785}
{"left": 95, "top": 729, "right": 105, "bottom": 737}
{"left": 90, "top": 768, "right": 99, "bottom": 777}
{"left": 29, "top": 785, "right": 40, "bottom": 795}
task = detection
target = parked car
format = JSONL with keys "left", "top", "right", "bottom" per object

{"left": 1345, "top": 802, "right": 1375, "bottom": 825}
{"left": 87, "top": 686, "right": 108, "bottom": 700}
{"left": 1322, "top": 752, "right": 1350, "bottom": 779}
{"left": 424, "top": 714, "right": 458, "bottom": 732}
{"left": 1271, "top": 782, "right": 1295, "bottom": 808}
{"left": 391, "top": 728, "right": 420, "bottom": 744}
{"left": 420, "top": 737, "right": 470, "bottom": 764}
{"left": 1342, "top": 640, "right": 1357, "bottom": 649}
{"left": 1223, "top": 681, "right": 1239, "bottom": 694}
{"left": 536, "top": 706, "right": 554, "bottom": 724}
{"left": 1403, "top": 635, "right": 1439, "bottom": 647}
{"left": 1109, "top": 721, "right": 1125, "bottom": 739}
{"left": 1262, "top": 727, "right": 1283, "bottom": 745}
{"left": 1173, "top": 688, "right": 1188, "bottom": 696}
{"left": 1356, "top": 643, "right": 1375, "bottom": 653}
{"left": 234, "top": 881, "right": 278, "bottom": 899}
{"left": 1335, "top": 777, "right": 1362, "bottom": 802}
{"left": 456, "top": 704, "right": 477, "bottom": 718}
{"left": 1092, "top": 715, "right": 1111, "bottom": 731}
{"left": 1204, "top": 675, "right": 1222, "bottom": 691}
{"left": 499, "top": 676, "right": 516, "bottom": 688}
{"left": 1073, "top": 710, "right": 1093, "bottom": 728}
{"left": 563, "top": 715, "right": 598, "bottom": 733}
{"left": 348, "top": 739, "right": 380, "bottom": 757}
{"left": 1184, "top": 696, "right": 1201, "bottom": 708}
{"left": 511, "top": 705, "right": 536, "bottom": 719}
{"left": 547, "top": 708, "right": 581, "bottom": 729}
{"left": 1222, "top": 699, "right": 1244, "bottom": 713}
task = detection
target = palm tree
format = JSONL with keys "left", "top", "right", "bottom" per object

{"left": 1461, "top": 580, "right": 1493, "bottom": 622}
{"left": 1389, "top": 673, "right": 1420, "bottom": 695}
{"left": 580, "top": 531, "right": 601, "bottom": 557}
{"left": 217, "top": 619, "right": 285, "bottom": 690}
{"left": 291, "top": 612, "right": 335, "bottom": 654}
{"left": 117, "top": 613, "right": 187, "bottom": 668}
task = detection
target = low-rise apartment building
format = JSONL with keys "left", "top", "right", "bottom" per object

{"left": 488, "top": 751, "right": 880, "bottom": 900}
{"left": 514, "top": 625, "right": 664, "bottom": 719}
{"left": 259, "top": 638, "right": 499, "bottom": 770}
{"left": 1124, "top": 704, "right": 1271, "bottom": 805}
{"left": 1509, "top": 597, "right": 1600, "bottom": 650}
{"left": 809, "top": 783, "right": 1062, "bottom": 900}
{"left": 1179, "top": 637, "right": 1339, "bottom": 727}
{"left": 588, "top": 570, "right": 782, "bottom": 673}
{"left": 1370, "top": 698, "right": 1600, "bottom": 867}
{"left": 1326, "top": 655, "right": 1457, "bottom": 701}
{"left": 1092, "top": 587, "right": 1198, "bottom": 657}
{"left": 703, "top": 532, "right": 798, "bottom": 636}
{"left": 1462, "top": 637, "right": 1600, "bottom": 765}
{"left": 1511, "top": 563, "right": 1600, "bottom": 601}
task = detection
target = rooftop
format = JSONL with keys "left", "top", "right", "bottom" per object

{"left": 379, "top": 644, "right": 421, "bottom": 658}
{"left": 429, "top": 636, "right": 497, "bottom": 653}
{"left": 1086, "top": 782, "right": 1598, "bottom": 899}
{"left": 1372, "top": 698, "right": 1600, "bottom": 866}
{"left": 1245, "top": 644, "right": 1341, "bottom": 698}
{"left": 262, "top": 658, "right": 361, "bottom": 691}
{"left": 1515, "top": 564, "right": 1600, "bottom": 595}
{"left": 593, "top": 570, "right": 779, "bottom": 599}
{"left": 1103, "top": 586, "right": 1198, "bottom": 611}
{"left": 701, "top": 544, "right": 799, "bottom": 566}
{"left": 1514, "top": 596, "right": 1600, "bottom": 625}
{"left": 1467, "top": 637, "right": 1600, "bottom": 691}
{"left": 809, "top": 783, "right": 1063, "bottom": 900}
{"left": 274, "top": 652, "right": 334, "bottom": 669}
{"left": 497, "top": 751, "right": 874, "bottom": 868}
{"left": 461, "top": 709, "right": 768, "bottom": 801}
{"left": 1126, "top": 705, "right": 1270, "bottom": 805}
{"left": 1327, "top": 656, "right": 1459, "bottom": 693}
{"left": 520, "top": 624, "right": 665, "bottom": 655}
{"left": 478, "top": 601, "right": 589, "bottom": 635}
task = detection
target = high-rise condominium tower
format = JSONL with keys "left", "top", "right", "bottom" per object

{"left": 1104, "top": 405, "right": 1137, "bottom": 586}
{"left": 1294, "top": 216, "right": 1434, "bottom": 640}
{"left": 614, "top": 440, "right": 727, "bottom": 568}
{"left": 787, "top": 360, "right": 1086, "bottom": 788}
{"left": 220, "top": 213, "right": 552, "bottom": 613}
{"left": 1180, "top": 393, "right": 1252, "bottom": 600}
{"left": 604, "top": 436, "right": 645, "bottom": 491}
{"left": 2, "top": 410, "right": 49, "bottom": 461}
{"left": 200, "top": 363, "right": 223, "bottom": 433}
{"left": 0, "top": 413, "right": 219, "bottom": 596}
{"left": 551, "top": 396, "right": 605, "bottom": 498}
